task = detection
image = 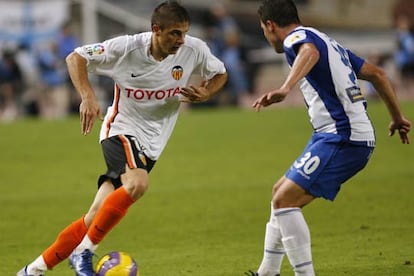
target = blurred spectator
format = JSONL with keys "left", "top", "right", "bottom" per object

{"left": 15, "top": 42, "right": 41, "bottom": 116}
{"left": 205, "top": 3, "right": 250, "bottom": 106}
{"left": 393, "top": 0, "right": 414, "bottom": 24}
{"left": 0, "top": 50, "right": 23, "bottom": 121}
{"left": 394, "top": 14, "right": 414, "bottom": 91}
{"left": 393, "top": 0, "right": 414, "bottom": 96}
{"left": 96, "top": 75, "right": 115, "bottom": 111}
{"left": 36, "top": 42, "right": 70, "bottom": 119}
{"left": 56, "top": 21, "right": 80, "bottom": 113}
{"left": 57, "top": 21, "right": 79, "bottom": 60}
{"left": 363, "top": 51, "right": 392, "bottom": 99}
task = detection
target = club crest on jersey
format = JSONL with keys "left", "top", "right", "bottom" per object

{"left": 85, "top": 44, "right": 105, "bottom": 56}
{"left": 138, "top": 152, "right": 147, "bottom": 166}
{"left": 171, "top": 65, "right": 183, "bottom": 80}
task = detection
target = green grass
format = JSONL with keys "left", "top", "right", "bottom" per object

{"left": 1, "top": 100, "right": 414, "bottom": 275}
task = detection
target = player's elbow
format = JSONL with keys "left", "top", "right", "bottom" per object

{"left": 372, "top": 66, "right": 387, "bottom": 82}
{"left": 220, "top": 72, "right": 228, "bottom": 86}
{"left": 359, "top": 62, "right": 387, "bottom": 83}
{"left": 65, "top": 51, "right": 75, "bottom": 66}
{"left": 66, "top": 52, "right": 86, "bottom": 68}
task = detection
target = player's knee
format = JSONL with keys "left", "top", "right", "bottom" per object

{"left": 272, "top": 183, "right": 280, "bottom": 196}
{"left": 121, "top": 168, "right": 149, "bottom": 200}
{"left": 272, "top": 192, "right": 314, "bottom": 209}
{"left": 272, "top": 196, "right": 289, "bottom": 209}
{"left": 272, "top": 191, "right": 300, "bottom": 209}
{"left": 125, "top": 179, "right": 148, "bottom": 200}
{"left": 123, "top": 174, "right": 148, "bottom": 200}
{"left": 272, "top": 177, "right": 285, "bottom": 196}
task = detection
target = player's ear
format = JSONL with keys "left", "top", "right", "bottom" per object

{"left": 265, "top": 20, "right": 274, "bottom": 31}
{"left": 152, "top": 24, "right": 161, "bottom": 34}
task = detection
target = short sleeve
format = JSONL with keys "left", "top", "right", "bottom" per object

{"left": 193, "top": 39, "right": 226, "bottom": 80}
{"left": 74, "top": 35, "right": 129, "bottom": 76}
{"left": 346, "top": 49, "right": 365, "bottom": 74}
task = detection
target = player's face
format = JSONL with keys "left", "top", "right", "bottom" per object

{"left": 154, "top": 22, "right": 190, "bottom": 55}
{"left": 260, "top": 20, "right": 284, "bottom": 53}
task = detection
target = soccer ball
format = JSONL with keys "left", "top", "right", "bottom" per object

{"left": 95, "top": 251, "right": 139, "bottom": 276}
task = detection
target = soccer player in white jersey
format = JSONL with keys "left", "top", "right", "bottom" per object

{"left": 17, "top": 2, "right": 227, "bottom": 276}
{"left": 245, "top": 0, "right": 411, "bottom": 275}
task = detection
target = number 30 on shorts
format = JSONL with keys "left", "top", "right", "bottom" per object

{"left": 293, "top": 152, "right": 321, "bottom": 175}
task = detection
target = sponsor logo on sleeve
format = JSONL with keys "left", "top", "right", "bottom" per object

{"left": 285, "top": 30, "right": 307, "bottom": 48}
{"left": 346, "top": 86, "right": 365, "bottom": 103}
{"left": 85, "top": 44, "right": 105, "bottom": 56}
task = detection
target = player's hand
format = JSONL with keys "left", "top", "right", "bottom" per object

{"left": 180, "top": 85, "right": 210, "bottom": 103}
{"left": 252, "top": 89, "right": 288, "bottom": 111}
{"left": 389, "top": 116, "right": 411, "bottom": 144}
{"left": 79, "top": 97, "right": 103, "bottom": 136}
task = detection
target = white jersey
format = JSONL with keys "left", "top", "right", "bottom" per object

{"left": 284, "top": 27, "right": 375, "bottom": 146}
{"left": 75, "top": 32, "right": 226, "bottom": 160}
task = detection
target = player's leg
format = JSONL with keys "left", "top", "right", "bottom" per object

{"left": 255, "top": 176, "right": 315, "bottom": 276}
{"left": 270, "top": 135, "right": 374, "bottom": 276}
{"left": 69, "top": 168, "right": 148, "bottom": 276}
{"left": 84, "top": 182, "right": 116, "bottom": 227}
{"left": 70, "top": 135, "right": 154, "bottom": 275}
{"left": 75, "top": 166, "right": 148, "bottom": 253}
{"left": 256, "top": 203, "right": 285, "bottom": 276}
{"left": 256, "top": 177, "right": 285, "bottom": 276}
{"left": 17, "top": 182, "right": 114, "bottom": 276}
{"left": 272, "top": 178, "right": 315, "bottom": 276}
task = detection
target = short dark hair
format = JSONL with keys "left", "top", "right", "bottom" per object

{"left": 151, "top": 1, "right": 191, "bottom": 29}
{"left": 258, "top": 0, "right": 301, "bottom": 27}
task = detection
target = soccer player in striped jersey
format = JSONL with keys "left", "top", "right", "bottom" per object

{"left": 246, "top": 0, "right": 411, "bottom": 275}
{"left": 17, "top": 2, "right": 227, "bottom": 276}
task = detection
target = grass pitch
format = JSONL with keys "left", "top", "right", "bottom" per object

{"left": 1, "top": 100, "right": 414, "bottom": 275}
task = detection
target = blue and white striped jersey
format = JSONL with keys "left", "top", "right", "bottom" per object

{"left": 284, "top": 27, "right": 375, "bottom": 146}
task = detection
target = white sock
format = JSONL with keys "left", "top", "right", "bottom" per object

{"left": 257, "top": 203, "right": 285, "bottom": 276}
{"left": 73, "top": 235, "right": 98, "bottom": 254}
{"left": 275, "top": 207, "right": 315, "bottom": 276}
{"left": 257, "top": 222, "right": 285, "bottom": 276}
{"left": 27, "top": 255, "right": 47, "bottom": 274}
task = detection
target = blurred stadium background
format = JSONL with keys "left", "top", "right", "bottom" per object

{"left": 1, "top": 1, "right": 413, "bottom": 275}
{"left": 0, "top": 0, "right": 413, "bottom": 120}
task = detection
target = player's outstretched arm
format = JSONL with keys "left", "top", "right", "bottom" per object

{"left": 357, "top": 61, "right": 411, "bottom": 144}
{"left": 66, "top": 52, "right": 103, "bottom": 136}
{"left": 253, "top": 43, "right": 319, "bottom": 111}
{"left": 180, "top": 72, "right": 227, "bottom": 103}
